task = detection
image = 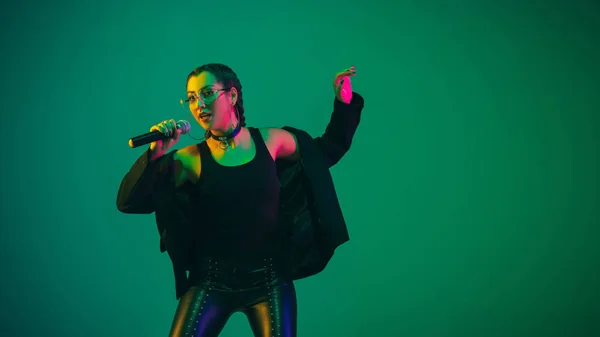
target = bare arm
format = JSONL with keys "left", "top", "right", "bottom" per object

{"left": 268, "top": 128, "right": 300, "bottom": 161}
{"left": 261, "top": 67, "right": 364, "bottom": 166}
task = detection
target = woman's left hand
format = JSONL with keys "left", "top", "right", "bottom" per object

{"left": 333, "top": 65, "right": 356, "bottom": 104}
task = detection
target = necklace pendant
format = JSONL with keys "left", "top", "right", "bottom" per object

{"left": 218, "top": 140, "right": 229, "bottom": 150}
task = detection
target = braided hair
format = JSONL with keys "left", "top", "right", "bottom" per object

{"left": 186, "top": 63, "right": 246, "bottom": 139}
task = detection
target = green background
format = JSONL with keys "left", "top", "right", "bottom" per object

{"left": 1, "top": 0, "right": 599, "bottom": 336}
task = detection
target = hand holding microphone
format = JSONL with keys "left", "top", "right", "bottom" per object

{"left": 128, "top": 119, "right": 191, "bottom": 160}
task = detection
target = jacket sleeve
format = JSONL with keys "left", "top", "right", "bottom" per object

{"left": 116, "top": 149, "right": 176, "bottom": 214}
{"left": 315, "top": 92, "right": 365, "bottom": 167}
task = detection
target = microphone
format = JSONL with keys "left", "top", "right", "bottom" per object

{"left": 128, "top": 120, "right": 191, "bottom": 148}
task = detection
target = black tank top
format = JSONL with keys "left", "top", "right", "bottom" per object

{"left": 190, "top": 127, "right": 281, "bottom": 259}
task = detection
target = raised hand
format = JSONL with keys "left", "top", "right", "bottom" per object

{"left": 333, "top": 65, "right": 356, "bottom": 104}
{"left": 149, "top": 119, "right": 181, "bottom": 160}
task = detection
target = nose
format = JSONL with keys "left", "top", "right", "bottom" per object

{"left": 196, "top": 95, "right": 207, "bottom": 108}
{"left": 191, "top": 102, "right": 205, "bottom": 116}
{"left": 190, "top": 99, "right": 204, "bottom": 114}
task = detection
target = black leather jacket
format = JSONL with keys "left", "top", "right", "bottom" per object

{"left": 117, "top": 93, "right": 364, "bottom": 299}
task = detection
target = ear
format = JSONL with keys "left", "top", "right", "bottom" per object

{"left": 229, "top": 87, "right": 238, "bottom": 106}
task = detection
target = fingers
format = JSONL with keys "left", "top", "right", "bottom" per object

{"left": 156, "top": 120, "right": 169, "bottom": 135}
{"left": 150, "top": 119, "right": 178, "bottom": 137}
{"left": 171, "top": 119, "right": 181, "bottom": 140}
{"left": 338, "top": 65, "right": 356, "bottom": 77}
{"left": 345, "top": 65, "right": 356, "bottom": 76}
{"left": 167, "top": 119, "right": 176, "bottom": 137}
{"left": 333, "top": 65, "right": 356, "bottom": 87}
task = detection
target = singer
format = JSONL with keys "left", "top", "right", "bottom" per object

{"left": 116, "top": 63, "right": 364, "bottom": 337}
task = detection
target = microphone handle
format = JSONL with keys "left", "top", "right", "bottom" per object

{"left": 128, "top": 120, "right": 190, "bottom": 148}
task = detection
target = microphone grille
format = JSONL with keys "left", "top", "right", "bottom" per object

{"left": 177, "top": 120, "right": 191, "bottom": 134}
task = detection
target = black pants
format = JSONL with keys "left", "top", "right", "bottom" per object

{"left": 168, "top": 257, "right": 297, "bottom": 337}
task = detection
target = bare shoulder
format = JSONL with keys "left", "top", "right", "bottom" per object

{"left": 257, "top": 128, "right": 279, "bottom": 160}
{"left": 258, "top": 127, "right": 299, "bottom": 160}
{"left": 175, "top": 144, "right": 201, "bottom": 158}
{"left": 173, "top": 144, "right": 202, "bottom": 183}
{"left": 258, "top": 127, "right": 295, "bottom": 141}
{"left": 258, "top": 127, "right": 282, "bottom": 141}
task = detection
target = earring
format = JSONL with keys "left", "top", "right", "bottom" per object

{"left": 231, "top": 110, "right": 238, "bottom": 128}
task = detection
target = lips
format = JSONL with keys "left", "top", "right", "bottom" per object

{"left": 198, "top": 111, "right": 212, "bottom": 122}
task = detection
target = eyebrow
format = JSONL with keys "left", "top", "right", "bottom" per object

{"left": 187, "top": 85, "right": 216, "bottom": 94}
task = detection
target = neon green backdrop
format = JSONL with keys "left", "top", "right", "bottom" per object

{"left": 1, "top": 1, "right": 599, "bottom": 336}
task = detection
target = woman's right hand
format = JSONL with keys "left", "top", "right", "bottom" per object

{"left": 149, "top": 119, "right": 181, "bottom": 160}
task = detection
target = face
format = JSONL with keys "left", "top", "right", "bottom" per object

{"left": 186, "top": 71, "right": 238, "bottom": 132}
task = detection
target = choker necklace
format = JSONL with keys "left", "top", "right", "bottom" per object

{"left": 208, "top": 123, "right": 242, "bottom": 150}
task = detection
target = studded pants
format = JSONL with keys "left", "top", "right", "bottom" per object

{"left": 168, "top": 257, "right": 297, "bottom": 337}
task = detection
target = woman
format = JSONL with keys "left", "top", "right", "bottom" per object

{"left": 117, "top": 63, "right": 364, "bottom": 337}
